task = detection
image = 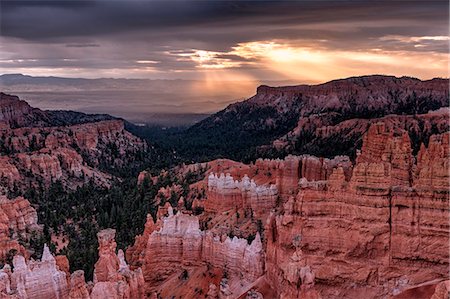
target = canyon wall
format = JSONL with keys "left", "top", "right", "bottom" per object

{"left": 264, "top": 123, "right": 449, "bottom": 298}
{"left": 0, "top": 196, "right": 39, "bottom": 262}
{"left": 145, "top": 121, "right": 448, "bottom": 298}
{"left": 0, "top": 229, "right": 145, "bottom": 299}
{"left": 0, "top": 119, "right": 145, "bottom": 189}
{"left": 206, "top": 173, "right": 278, "bottom": 216}
{"left": 127, "top": 207, "right": 264, "bottom": 296}
{"left": 0, "top": 93, "right": 147, "bottom": 191}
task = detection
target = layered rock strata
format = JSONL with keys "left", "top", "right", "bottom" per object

{"left": 91, "top": 229, "right": 145, "bottom": 299}
{"left": 0, "top": 196, "right": 39, "bottom": 262}
{"left": 127, "top": 208, "right": 264, "bottom": 296}
{"left": 0, "top": 93, "right": 147, "bottom": 190}
{"left": 155, "top": 122, "right": 449, "bottom": 298}
{"left": 206, "top": 173, "right": 278, "bottom": 216}
{"left": 265, "top": 123, "right": 449, "bottom": 298}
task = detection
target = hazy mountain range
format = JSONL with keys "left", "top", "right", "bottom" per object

{"left": 0, "top": 74, "right": 294, "bottom": 126}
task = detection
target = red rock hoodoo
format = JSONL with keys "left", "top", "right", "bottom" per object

{"left": 128, "top": 122, "right": 449, "bottom": 298}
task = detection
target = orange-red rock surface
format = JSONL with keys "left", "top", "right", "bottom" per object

{"left": 0, "top": 229, "right": 145, "bottom": 299}
{"left": 0, "top": 93, "right": 147, "bottom": 190}
{"left": 0, "top": 196, "right": 39, "bottom": 262}
{"left": 264, "top": 123, "right": 449, "bottom": 298}
{"left": 0, "top": 244, "right": 69, "bottom": 299}
{"left": 0, "top": 118, "right": 145, "bottom": 188}
{"left": 129, "top": 122, "right": 449, "bottom": 299}
{"left": 91, "top": 229, "right": 145, "bottom": 299}
{"left": 127, "top": 207, "right": 264, "bottom": 297}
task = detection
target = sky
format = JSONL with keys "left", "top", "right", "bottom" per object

{"left": 1, "top": 0, "right": 448, "bottom": 84}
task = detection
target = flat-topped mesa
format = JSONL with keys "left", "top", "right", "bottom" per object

{"left": 255, "top": 76, "right": 448, "bottom": 102}
{"left": 128, "top": 210, "right": 264, "bottom": 295}
{"left": 91, "top": 229, "right": 145, "bottom": 299}
{"left": 206, "top": 172, "right": 278, "bottom": 215}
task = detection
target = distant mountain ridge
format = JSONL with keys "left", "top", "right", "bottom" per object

{"left": 0, "top": 73, "right": 291, "bottom": 124}
{"left": 0, "top": 92, "right": 116, "bottom": 128}
{"left": 174, "top": 75, "right": 449, "bottom": 162}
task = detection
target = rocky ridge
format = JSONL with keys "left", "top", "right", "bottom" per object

{"left": 179, "top": 75, "right": 449, "bottom": 161}
{"left": 0, "top": 196, "right": 39, "bottom": 262}
{"left": 132, "top": 121, "right": 449, "bottom": 298}
{"left": 0, "top": 93, "right": 147, "bottom": 191}
{"left": 0, "top": 229, "right": 145, "bottom": 299}
{"left": 127, "top": 206, "right": 264, "bottom": 296}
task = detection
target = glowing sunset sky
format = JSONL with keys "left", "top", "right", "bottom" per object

{"left": 0, "top": 0, "right": 448, "bottom": 84}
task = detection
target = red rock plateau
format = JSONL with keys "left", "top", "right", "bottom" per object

{"left": 131, "top": 121, "right": 449, "bottom": 298}
{"left": 0, "top": 92, "right": 147, "bottom": 190}
{"left": 184, "top": 76, "right": 449, "bottom": 162}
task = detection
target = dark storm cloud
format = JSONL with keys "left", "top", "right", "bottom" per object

{"left": 0, "top": 0, "right": 448, "bottom": 79}
{"left": 1, "top": 1, "right": 446, "bottom": 42}
{"left": 66, "top": 43, "right": 100, "bottom": 48}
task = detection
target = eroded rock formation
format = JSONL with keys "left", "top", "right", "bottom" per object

{"left": 0, "top": 196, "right": 39, "bottom": 262}
{"left": 206, "top": 173, "right": 278, "bottom": 216}
{"left": 127, "top": 207, "right": 264, "bottom": 296}
{"left": 0, "top": 229, "right": 145, "bottom": 299}
{"left": 264, "top": 123, "right": 449, "bottom": 298}
{"left": 0, "top": 93, "right": 147, "bottom": 190}
{"left": 0, "top": 244, "right": 70, "bottom": 299}
{"left": 91, "top": 229, "right": 145, "bottom": 299}
{"left": 134, "top": 122, "right": 448, "bottom": 298}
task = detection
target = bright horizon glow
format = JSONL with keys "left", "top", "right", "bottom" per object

{"left": 2, "top": 36, "right": 447, "bottom": 83}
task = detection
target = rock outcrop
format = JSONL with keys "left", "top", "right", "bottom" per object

{"left": 206, "top": 173, "right": 278, "bottom": 216}
{"left": 0, "top": 228, "right": 145, "bottom": 299}
{"left": 0, "top": 93, "right": 147, "bottom": 190}
{"left": 0, "top": 196, "right": 39, "bottom": 262}
{"left": 68, "top": 270, "right": 90, "bottom": 299}
{"left": 181, "top": 76, "right": 449, "bottom": 160}
{"left": 146, "top": 122, "right": 448, "bottom": 298}
{"left": 91, "top": 229, "right": 145, "bottom": 299}
{"left": 128, "top": 208, "right": 264, "bottom": 296}
{"left": 264, "top": 123, "right": 449, "bottom": 298}
{"left": 0, "top": 244, "right": 70, "bottom": 299}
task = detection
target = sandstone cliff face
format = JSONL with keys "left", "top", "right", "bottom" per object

{"left": 141, "top": 122, "right": 448, "bottom": 298}
{"left": 91, "top": 229, "right": 145, "bottom": 299}
{"left": 0, "top": 93, "right": 45, "bottom": 128}
{"left": 0, "top": 196, "right": 39, "bottom": 262}
{"left": 182, "top": 76, "right": 449, "bottom": 161}
{"left": 0, "top": 94, "right": 147, "bottom": 190}
{"left": 206, "top": 173, "right": 278, "bottom": 216}
{"left": 127, "top": 207, "right": 264, "bottom": 297}
{"left": 264, "top": 123, "right": 449, "bottom": 298}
